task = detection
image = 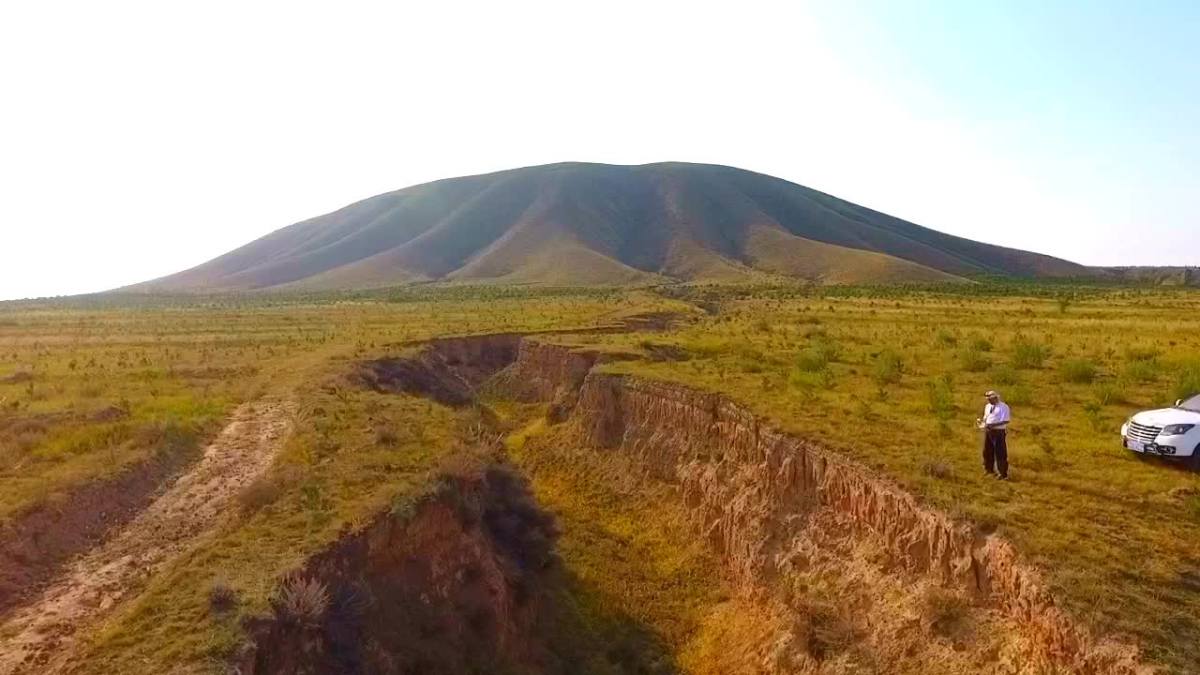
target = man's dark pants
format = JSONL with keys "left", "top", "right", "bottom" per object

{"left": 983, "top": 428, "right": 1008, "bottom": 478}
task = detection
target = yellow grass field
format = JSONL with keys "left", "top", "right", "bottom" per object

{"left": 2, "top": 283, "right": 1199, "bottom": 672}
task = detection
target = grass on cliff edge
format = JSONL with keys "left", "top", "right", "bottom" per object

{"left": 550, "top": 287, "right": 1200, "bottom": 672}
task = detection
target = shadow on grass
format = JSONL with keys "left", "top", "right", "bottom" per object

{"left": 539, "top": 564, "right": 680, "bottom": 675}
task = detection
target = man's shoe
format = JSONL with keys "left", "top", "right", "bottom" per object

{"left": 997, "top": 474, "right": 1010, "bottom": 481}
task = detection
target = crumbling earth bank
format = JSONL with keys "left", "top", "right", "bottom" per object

{"left": 315, "top": 334, "right": 1152, "bottom": 674}
{"left": 572, "top": 372, "right": 1148, "bottom": 674}
{"left": 239, "top": 461, "right": 560, "bottom": 675}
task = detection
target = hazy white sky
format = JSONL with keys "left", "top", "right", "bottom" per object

{"left": 1, "top": 0, "right": 1196, "bottom": 300}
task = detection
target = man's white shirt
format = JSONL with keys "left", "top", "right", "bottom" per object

{"left": 983, "top": 401, "right": 1011, "bottom": 428}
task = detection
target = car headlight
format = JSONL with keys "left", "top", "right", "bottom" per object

{"left": 1162, "top": 424, "right": 1195, "bottom": 436}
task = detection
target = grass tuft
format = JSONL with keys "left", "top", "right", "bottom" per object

{"left": 1060, "top": 358, "right": 1099, "bottom": 384}
{"left": 271, "top": 574, "right": 330, "bottom": 626}
{"left": 1011, "top": 337, "right": 1051, "bottom": 369}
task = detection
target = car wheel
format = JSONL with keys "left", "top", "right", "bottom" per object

{"left": 1188, "top": 447, "right": 1200, "bottom": 471}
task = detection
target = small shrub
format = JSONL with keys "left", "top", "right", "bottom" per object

{"left": 795, "top": 350, "right": 829, "bottom": 373}
{"left": 872, "top": 350, "right": 904, "bottom": 386}
{"left": 926, "top": 375, "right": 955, "bottom": 421}
{"left": 797, "top": 337, "right": 839, "bottom": 373}
{"left": 810, "top": 335, "right": 841, "bottom": 363}
{"left": 1123, "top": 359, "right": 1159, "bottom": 384}
{"left": 271, "top": 574, "right": 330, "bottom": 626}
{"left": 1082, "top": 401, "right": 1105, "bottom": 432}
{"left": 968, "top": 336, "right": 993, "bottom": 352}
{"left": 958, "top": 349, "right": 992, "bottom": 373}
{"left": 1060, "top": 358, "right": 1098, "bottom": 384}
{"left": 1011, "top": 337, "right": 1051, "bottom": 369}
{"left": 935, "top": 329, "right": 958, "bottom": 347}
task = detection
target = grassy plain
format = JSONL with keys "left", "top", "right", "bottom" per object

{"left": 3, "top": 283, "right": 1200, "bottom": 671}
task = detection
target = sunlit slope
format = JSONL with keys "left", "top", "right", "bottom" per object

{"left": 129, "top": 162, "right": 1087, "bottom": 290}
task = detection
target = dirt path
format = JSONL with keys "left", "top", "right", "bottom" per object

{"left": 0, "top": 400, "right": 294, "bottom": 674}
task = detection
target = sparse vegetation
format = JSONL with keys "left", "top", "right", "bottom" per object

{"left": 7, "top": 284, "right": 1200, "bottom": 672}
{"left": 957, "top": 347, "right": 992, "bottom": 373}
{"left": 1060, "top": 357, "right": 1099, "bottom": 384}
{"left": 872, "top": 349, "right": 905, "bottom": 385}
{"left": 1011, "top": 336, "right": 1051, "bottom": 369}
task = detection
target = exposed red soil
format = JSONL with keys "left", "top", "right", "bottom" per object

{"left": 0, "top": 435, "right": 197, "bottom": 619}
{"left": 352, "top": 335, "right": 522, "bottom": 406}
{"left": 239, "top": 459, "right": 560, "bottom": 675}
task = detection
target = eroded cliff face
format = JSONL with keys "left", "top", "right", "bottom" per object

{"left": 572, "top": 372, "right": 1148, "bottom": 674}
{"left": 339, "top": 334, "right": 1150, "bottom": 673}
{"left": 240, "top": 459, "right": 559, "bottom": 675}
{"left": 352, "top": 334, "right": 523, "bottom": 406}
{"left": 490, "top": 340, "right": 599, "bottom": 402}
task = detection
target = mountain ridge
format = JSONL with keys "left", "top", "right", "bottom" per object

{"left": 127, "top": 162, "right": 1090, "bottom": 291}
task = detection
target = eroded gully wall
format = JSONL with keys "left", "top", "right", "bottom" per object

{"left": 497, "top": 338, "right": 1147, "bottom": 674}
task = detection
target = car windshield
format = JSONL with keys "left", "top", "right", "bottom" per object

{"left": 1178, "top": 394, "right": 1200, "bottom": 412}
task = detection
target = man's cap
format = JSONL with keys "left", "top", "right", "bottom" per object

{"left": 985, "top": 390, "right": 999, "bottom": 398}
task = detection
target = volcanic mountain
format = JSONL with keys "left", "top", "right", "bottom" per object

{"left": 130, "top": 162, "right": 1087, "bottom": 291}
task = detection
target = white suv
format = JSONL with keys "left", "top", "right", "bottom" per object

{"left": 1121, "top": 393, "right": 1200, "bottom": 467}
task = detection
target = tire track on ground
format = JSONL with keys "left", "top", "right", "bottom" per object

{"left": 0, "top": 400, "right": 294, "bottom": 674}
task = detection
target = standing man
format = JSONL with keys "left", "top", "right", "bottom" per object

{"left": 978, "top": 390, "right": 1011, "bottom": 480}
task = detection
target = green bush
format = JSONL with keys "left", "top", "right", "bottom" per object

{"left": 1060, "top": 358, "right": 1099, "bottom": 384}
{"left": 958, "top": 348, "right": 992, "bottom": 373}
{"left": 796, "top": 335, "right": 840, "bottom": 373}
{"left": 926, "top": 375, "right": 956, "bottom": 421}
{"left": 810, "top": 335, "right": 841, "bottom": 363}
{"left": 796, "top": 349, "right": 830, "bottom": 373}
{"left": 872, "top": 350, "right": 905, "bottom": 385}
{"left": 1011, "top": 337, "right": 1051, "bottom": 369}
{"left": 968, "top": 336, "right": 993, "bottom": 352}
{"left": 1123, "top": 359, "right": 1159, "bottom": 384}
